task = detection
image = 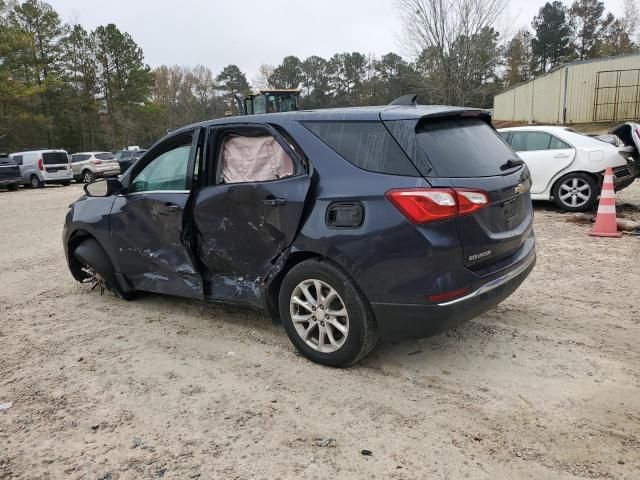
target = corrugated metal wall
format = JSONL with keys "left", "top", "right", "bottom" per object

{"left": 493, "top": 53, "right": 640, "bottom": 124}
{"left": 566, "top": 55, "right": 640, "bottom": 123}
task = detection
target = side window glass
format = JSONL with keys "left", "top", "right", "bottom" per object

{"left": 303, "top": 121, "right": 419, "bottom": 176}
{"left": 220, "top": 135, "right": 294, "bottom": 184}
{"left": 549, "top": 135, "right": 571, "bottom": 149}
{"left": 130, "top": 144, "right": 191, "bottom": 193}
{"left": 13, "top": 155, "right": 23, "bottom": 165}
{"left": 511, "top": 132, "right": 551, "bottom": 152}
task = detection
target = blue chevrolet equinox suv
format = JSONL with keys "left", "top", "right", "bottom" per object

{"left": 63, "top": 101, "right": 536, "bottom": 367}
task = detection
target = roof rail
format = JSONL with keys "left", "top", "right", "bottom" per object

{"left": 389, "top": 94, "right": 418, "bottom": 106}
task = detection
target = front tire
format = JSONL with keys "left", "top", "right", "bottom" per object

{"left": 73, "top": 238, "right": 134, "bottom": 300}
{"left": 552, "top": 173, "right": 598, "bottom": 212}
{"left": 279, "top": 259, "right": 379, "bottom": 367}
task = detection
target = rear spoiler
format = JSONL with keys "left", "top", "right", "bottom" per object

{"left": 389, "top": 94, "right": 418, "bottom": 106}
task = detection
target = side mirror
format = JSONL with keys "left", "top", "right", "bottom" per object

{"left": 84, "top": 177, "right": 123, "bottom": 197}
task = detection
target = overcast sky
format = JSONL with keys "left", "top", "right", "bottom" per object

{"left": 47, "top": 0, "right": 627, "bottom": 81}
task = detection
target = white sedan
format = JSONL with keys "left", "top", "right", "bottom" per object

{"left": 498, "top": 125, "right": 639, "bottom": 211}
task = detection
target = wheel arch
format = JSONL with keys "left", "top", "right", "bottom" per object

{"left": 264, "top": 250, "right": 323, "bottom": 323}
{"left": 263, "top": 250, "right": 374, "bottom": 327}
{"left": 67, "top": 229, "right": 99, "bottom": 281}
{"left": 67, "top": 229, "right": 129, "bottom": 293}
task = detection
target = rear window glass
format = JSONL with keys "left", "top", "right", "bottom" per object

{"left": 72, "top": 154, "right": 90, "bottom": 162}
{"left": 303, "top": 121, "right": 419, "bottom": 176}
{"left": 95, "top": 152, "right": 116, "bottom": 160}
{"left": 43, "top": 152, "right": 68, "bottom": 164}
{"left": 415, "top": 118, "right": 516, "bottom": 178}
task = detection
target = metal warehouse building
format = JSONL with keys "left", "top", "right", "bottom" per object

{"left": 493, "top": 53, "right": 640, "bottom": 124}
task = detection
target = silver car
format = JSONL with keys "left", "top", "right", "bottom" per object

{"left": 10, "top": 149, "right": 73, "bottom": 187}
{"left": 70, "top": 152, "right": 120, "bottom": 183}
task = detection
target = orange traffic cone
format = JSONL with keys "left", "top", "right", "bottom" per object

{"left": 589, "top": 167, "right": 621, "bottom": 238}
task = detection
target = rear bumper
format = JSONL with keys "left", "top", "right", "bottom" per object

{"left": 371, "top": 247, "right": 536, "bottom": 340}
{"left": 43, "top": 172, "right": 73, "bottom": 182}
{"left": 44, "top": 178, "right": 72, "bottom": 184}
{"left": 0, "top": 177, "right": 21, "bottom": 186}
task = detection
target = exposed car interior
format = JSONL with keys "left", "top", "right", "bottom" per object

{"left": 216, "top": 133, "right": 294, "bottom": 184}
{"left": 610, "top": 123, "right": 639, "bottom": 168}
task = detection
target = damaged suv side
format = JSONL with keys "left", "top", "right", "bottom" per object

{"left": 64, "top": 104, "right": 536, "bottom": 366}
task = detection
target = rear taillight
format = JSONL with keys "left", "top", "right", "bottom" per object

{"left": 385, "top": 188, "right": 489, "bottom": 224}
{"left": 457, "top": 190, "right": 489, "bottom": 215}
{"left": 90, "top": 159, "right": 102, "bottom": 165}
{"left": 38, "top": 158, "right": 44, "bottom": 171}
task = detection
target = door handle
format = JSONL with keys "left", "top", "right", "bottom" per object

{"left": 263, "top": 197, "right": 287, "bottom": 207}
{"left": 553, "top": 153, "right": 570, "bottom": 158}
{"left": 164, "top": 202, "right": 180, "bottom": 211}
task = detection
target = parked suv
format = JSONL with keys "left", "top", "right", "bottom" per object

{"left": 63, "top": 103, "right": 536, "bottom": 366}
{"left": 11, "top": 149, "right": 72, "bottom": 187}
{"left": 115, "top": 149, "right": 146, "bottom": 173}
{"left": 71, "top": 152, "right": 121, "bottom": 183}
{"left": 0, "top": 154, "right": 21, "bottom": 191}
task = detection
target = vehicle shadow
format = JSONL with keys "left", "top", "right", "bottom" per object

{"left": 129, "top": 289, "right": 522, "bottom": 371}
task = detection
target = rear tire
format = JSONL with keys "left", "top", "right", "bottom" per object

{"left": 278, "top": 258, "right": 379, "bottom": 367}
{"left": 30, "top": 175, "right": 43, "bottom": 188}
{"left": 552, "top": 173, "right": 598, "bottom": 212}
{"left": 74, "top": 238, "right": 134, "bottom": 301}
{"left": 61, "top": 180, "right": 71, "bottom": 186}
{"left": 82, "top": 170, "right": 95, "bottom": 183}
{"left": 7, "top": 183, "right": 18, "bottom": 191}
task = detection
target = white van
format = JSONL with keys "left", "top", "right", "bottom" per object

{"left": 10, "top": 149, "right": 73, "bottom": 188}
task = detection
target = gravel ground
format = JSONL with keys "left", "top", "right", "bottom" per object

{"left": 1, "top": 182, "right": 639, "bottom": 480}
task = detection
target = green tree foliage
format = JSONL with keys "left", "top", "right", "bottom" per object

{"left": 569, "top": 0, "right": 606, "bottom": 60}
{"left": 63, "top": 24, "right": 100, "bottom": 150}
{"left": 532, "top": 2, "right": 574, "bottom": 73}
{"left": 92, "top": 24, "right": 153, "bottom": 148}
{"left": 503, "top": 29, "right": 534, "bottom": 87}
{"left": 269, "top": 55, "right": 303, "bottom": 89}
{"left": 0, "top": 0, "right": 638, "bottom": 153}
{"left": 216, "top": 64, "right": 250, "bottom": 113}
{"left": 598, "top": 13, "right": 637, "bottom": 56}
{"left": 300, "top": 55, "right": 329, "bottom": 107}
{"left": 216, "top": 64, "right": 250, "bottom": 94}
{"left": 7, "top": 0, "right": 66, "bottom": 146}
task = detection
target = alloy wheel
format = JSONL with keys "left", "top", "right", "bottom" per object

{"left": 84, "top": 171, "right": 95, "bottom": 183}
{"left": 290, "top": 279, "right": 349, "bottom": 353}
{"left": 559, "top": 177, "right": 591, "bottom": 208}
{"left": 31, "top": 176, "right": 40, "bottom": 188}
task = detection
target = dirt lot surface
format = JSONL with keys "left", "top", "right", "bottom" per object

{"left": 1, "top": 182, "right": 639, "bottom": 480}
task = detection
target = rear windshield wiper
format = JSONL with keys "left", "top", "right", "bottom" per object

{"left": 500, "top": 158, "right": 525, "bottom": 171}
